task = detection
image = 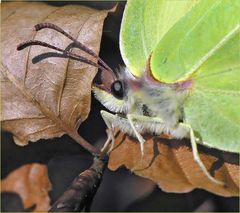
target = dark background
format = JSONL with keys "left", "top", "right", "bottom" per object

{"left": 1, "top": 1, "right": 239, "bottom": 212}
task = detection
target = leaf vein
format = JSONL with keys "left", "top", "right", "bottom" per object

{"left": 23, "top": 7, "right": 61, "bottom": 86}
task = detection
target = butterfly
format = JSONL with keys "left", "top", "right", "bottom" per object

{"left": 17, "top": 1, "right": 240, "bottom": 186}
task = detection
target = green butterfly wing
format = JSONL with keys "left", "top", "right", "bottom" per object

{"left": 151, "top": 0, "right": 240, "bottom": 83}
{"left": 120, "top": 0, "right": 199, "bottom": 78}
{"left": 184, "top": 32, "right": 240, "bottom": 152}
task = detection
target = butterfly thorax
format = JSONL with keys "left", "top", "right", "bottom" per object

{"left": 127, "top": 81, "right": 189, "bottom": 128}
{"left": 118, "top": 67, "right": 190, "bottom": 127}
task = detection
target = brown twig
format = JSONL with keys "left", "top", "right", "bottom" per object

{"left": 49, "top": 155, "right": 108, "bottom": 212}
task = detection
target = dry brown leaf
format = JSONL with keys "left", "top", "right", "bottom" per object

{"left": 1, "top": 2, "right": 109, "bottom": 149}
{"left": 108, "top": 132, "right": 239, "bottom": 197}
{"left": 1, "top": 163, "right": 51, "bottom": 212}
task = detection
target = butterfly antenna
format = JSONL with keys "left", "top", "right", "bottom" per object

{"left": 35, "top": 23, "right": 113, "bottom": 73}
{"left": 17, "top": 40, "right": 109, "bottom": 72}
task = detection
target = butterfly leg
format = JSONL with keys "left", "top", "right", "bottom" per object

{"left": 127, "top": 114, "right": 146, "bottom": 156}
{"left": 100, "top": 111, "right": 117, "bottom": 152}
{"left": 182, "top": 123, "right": 224, "bottom": 185}
{"left": 101, "top": 129, "right": 114, "bottom": 154}
{"left": 100, "top": 111, "right": 158, "bottom": 155}
{"left": 101, "top": 111, "right": 167, "bottom": 155}
{"left": 101, "top": 111, "right": 147, "bottom": 154}
{"left": 131, "top": 118, "right": 224, "bottom": 185}
{"left": 126, "top": 114, "right": 187, "bottom": 155}
{"left": 101, "top": 110, "right": 224, "bottom": 185}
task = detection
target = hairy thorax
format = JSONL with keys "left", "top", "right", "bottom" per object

{"left": 126, "top": 81, "right": 189, "bottom": 128}
{"left": 124, "top": 65, "right": 191, "bottom": 129}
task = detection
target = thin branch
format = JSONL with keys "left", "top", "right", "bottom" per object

{"left": 49, "top": 155, "right": 108, "bottom": 212}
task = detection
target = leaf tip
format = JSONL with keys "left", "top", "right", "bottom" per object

{"left": 13, "top": 136, "right": 29, "bottom": 146}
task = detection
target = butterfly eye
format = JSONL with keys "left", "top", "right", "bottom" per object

{"left": 111, "top": 80, "right": 124, "bottom": 99}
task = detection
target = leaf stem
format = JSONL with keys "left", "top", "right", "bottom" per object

{"left": 70, "top": 130, "right": 101, "bottom": 156}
